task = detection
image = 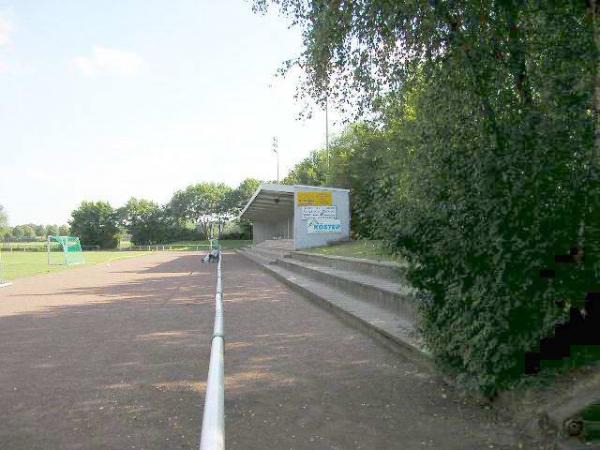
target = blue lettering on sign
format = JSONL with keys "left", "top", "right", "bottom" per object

{"left": 307, "top": 219, "right": 342, "bottom": 233}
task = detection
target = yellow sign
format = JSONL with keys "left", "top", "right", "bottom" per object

{"left": 297, "top": 191, "right": 333, "bottom": 206}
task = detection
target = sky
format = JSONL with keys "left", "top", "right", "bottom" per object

{"left": 0, "top": 0, "right": 341, "bottom": 225}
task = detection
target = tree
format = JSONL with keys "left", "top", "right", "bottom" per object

{"left": 227, "top": 178, "right": 262, "bottom": 211}
{"left": 21, "top": 225, "right": 36, "bottom": 239}
{"left": 0, "top": 205, "right": 7, "bottom": 228}
{"left": 59, "top": 224, "right": 70, "bottom": 236}
{"left": 225, "top": 178, "right": 263, "bottom": 240}
{"left": 70, "top": 201, "right": 119, "bottom": 249}
{"left": 259, "top": 1, "right": 599, "bottom": 394}
{"left": 119, "top": 198, "right": 168, "bottom": 245}
{"left": 168, "top": 182, "right": 234, "bottom": 239}
{"left": 34, "top": 224, "right": 46, "bottom": 237}
{"left": 284, "top": 150, "right": 328, "bottom": 186}
{"left": 46, "top": 224, "right": 59, "bottom": 236}
{"left": 0, "top": 205, "right": 8, "bottom": 240}
{"left": 11, "top": 226, "right": 23, "bottom": 240}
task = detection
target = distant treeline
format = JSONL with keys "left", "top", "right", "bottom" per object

{"left": 0, "top": 222, "right": 70, "bottom": 242}
{"left": 66, "top": 178, "right": 262, "bottom": 249}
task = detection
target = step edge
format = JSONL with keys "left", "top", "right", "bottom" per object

{"left": 236, "top": 249, "right": 431, "bottom": 367}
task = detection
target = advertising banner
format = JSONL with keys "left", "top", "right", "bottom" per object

{"left": 297, "top": 191, "right": 333, "bottom": 206}
{"left": 301, "top": 206, "right": 337, "bottom": 220}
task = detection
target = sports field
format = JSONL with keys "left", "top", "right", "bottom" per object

{"left": 0, "top": 251, "right": 152, "bottom": 281}
{"left": 0, "top": 240, "right": 252, "bottom": 281}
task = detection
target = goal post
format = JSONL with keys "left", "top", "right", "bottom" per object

{"left": 47, "top": 236, "right": 85, "bottom": 266}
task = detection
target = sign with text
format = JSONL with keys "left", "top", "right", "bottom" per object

{"left": 297, "top": 191, "right": 333, "bottom": 207}
{"left": 306, "top": 218, "right": 342, "bottom": 234}
{"left": 301, "top": 206, "right": 337, "bottom": 220}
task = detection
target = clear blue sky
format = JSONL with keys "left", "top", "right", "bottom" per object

{"left": 0, "top": 0, "right": 339, "bottom": 225}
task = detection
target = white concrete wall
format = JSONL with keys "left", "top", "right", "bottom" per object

{"left": 252, "top": 216, "right": 293, "bottom": 244}
{"left": 293, "top": 187, "right": 350, "bottom": 250}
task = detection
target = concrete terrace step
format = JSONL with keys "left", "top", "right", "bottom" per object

{"left": 275, "top": 257, "right": 419, "bottom": 322}
{"left": 248, "top": 246, "right": 292, "bottom": 263}
{"left": 237, "top": 248, "right": 430, "bottom": 366}
{"left": 255, "top": 239, "right": 294, "bottom": 251}
{"left": 291, "top": 251, "right": 407, "bottom": 282}
{"left": 239, "top": 248, "right": 271, "bottom": 265}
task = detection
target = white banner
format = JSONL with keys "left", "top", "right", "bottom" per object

{"left": 306, "top": 218, "right": 342, "bottom": 234}
{"left": 301, "top": 206, "right": 337, "bottom": 220}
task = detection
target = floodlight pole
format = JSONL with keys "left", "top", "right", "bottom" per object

{"left": 272, "top": 137, "right": 279, "bottom": 182}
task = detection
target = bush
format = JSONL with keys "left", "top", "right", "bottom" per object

{"left": 371, "top": 11, "right": 597, "bottom": 394}
{"left": 277, "top": 2, "right": 599, "bottom": 394}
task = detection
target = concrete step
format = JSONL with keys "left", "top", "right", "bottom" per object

{"left": 290, "top": 251, "right": 407, "bottom": 282}
{"left": 237, "top": 249, "right": 430, "bottom": 366}
{"left": 275, "top": 257, "right": 419, "bottom": 322}
{"left": 248, "top": 247, "right": 291, "bottom": 263}
{"left": 238, "top": 248, "right": 272, "bottom": 266}
{"left": 255, "top": 239, "right": 294, "bottom": 251}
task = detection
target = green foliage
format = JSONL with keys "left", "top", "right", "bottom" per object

{"left": 45, "top": 224, "right": 59, "bottom": 236}
{"left": 261, "top": 0, "right": 600, "bottom": 394}
{"left": 227, "top": 178, "right": 261, "bottom": 211}
{"left": 0, "top": 205, "right": 8, "bottom": 239}
{"left": 0, "top": 204, "right": 7, "bottom": 229}
{"left": 284, "top": 151, "right": 329, "bottom": 185}
{"left": 118, "top": 198, "right": 172, "bottom": 246}
{"left": 227, "top": 178, "right": 262, "bottom": 240}
{"left": 283, "top": 123, "right": 395, "bottom": 238}
{"left": 5, "top": 181, "right": 258, "bottom": 247}
{"left": 34, "top": 224, "right": 45, "bottom": 237}
{"left": 70, "top": 201, "right": 120, "bottom": 249}
{"left": 168, "top": 182, "right": 234, "bottom": 239}
{"left": 1, "top": 251, "right": 148, "bottom": 280}
{"left": 12, "top": 224, "right": 36, "bottom": 239}
{"left": 0, "top": 219, "right": 70, "bottom": 242}
{"left": 167, "top": 179, "right": 261, "bottom": 240}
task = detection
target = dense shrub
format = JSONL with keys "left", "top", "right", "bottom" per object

{"left": 268, "top": 1, "right": 600, "bottom": 394}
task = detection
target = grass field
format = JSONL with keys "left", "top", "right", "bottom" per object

{"left": 0, "top": 240, "right": 251, "bottom": 281}
{"left": 305, "top": 240, "right": 401, "bottom": 263}
{"left": 0, "top": 251, "right": 154, "bottom": 281}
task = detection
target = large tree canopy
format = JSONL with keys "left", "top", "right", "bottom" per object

{"left": 168, "top": 182, "right": 234, "bottom": 239}
{"left": 70, "top": 201, "right": 120, "bottom": 249}
{"left": 257, "top": 0, "right": 600, "bottom": 393}
{"left": 119, "top": 198, "right": 168, "bottom": 246}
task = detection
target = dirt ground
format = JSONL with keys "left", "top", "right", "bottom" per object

{"left": 0, "top": 251, "right": 549, "bottom": 449}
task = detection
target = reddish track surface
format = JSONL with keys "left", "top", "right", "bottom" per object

{"left": 0, "top": 252, "right": 545, "bottom": 449}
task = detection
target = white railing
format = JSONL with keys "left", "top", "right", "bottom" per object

{"left": 199, "top": 252, "right": 225, "bottom": 450}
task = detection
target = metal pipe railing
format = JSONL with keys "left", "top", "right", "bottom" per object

{"left": 199, "top": 253, "right": 225, "bottom": 450}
